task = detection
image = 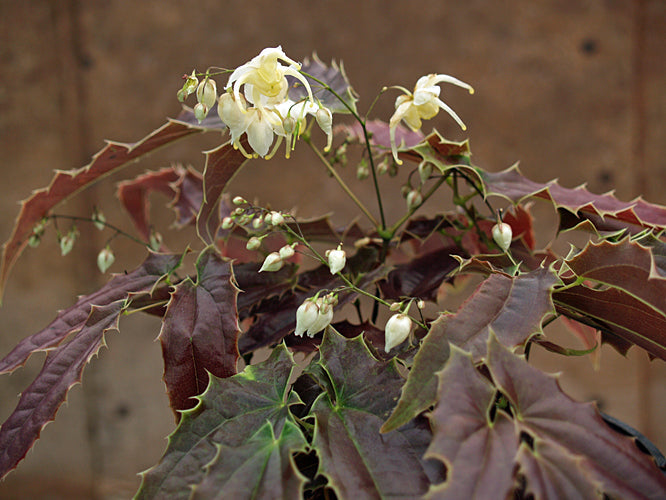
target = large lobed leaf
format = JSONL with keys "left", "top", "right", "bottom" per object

{"left": 159, "top": 248, "right": 241, "bottom": 416}
{"left": 554, "top": 238, "right": 666, "bottom": 359}
{"left": 0, "top": 252, "right": 181, "bottom": 479}
{"left": 424, "top": 336, "right": 666, "bottom": 498}
{"left": 382, "top": 266, "right": 558, "bottom": 433}
{"left": 307, "top": 330, "right": 439, "bottom": 499}
{"left": 425, "top": 346, "right": 518, "bottom": 499}
{"left": 136, "top": 343, "right": 303, "bottom": 499}
{"left": 482, "top": 164, "right": 666, "bottom": 233}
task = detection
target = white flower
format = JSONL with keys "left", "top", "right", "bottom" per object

{"left": 307, "top": 299, "right": 334, "bottom": 337}
{"left": 259, "top": 252, "right": 283, "bottom": 272}
{"left": 294, "top": 297, "right": 335, "bottom": 338}
{"left": 384, "top": 314, "right": 413, "bottom": 352}
{"left": 279, "top": 244, "right": 295, "bottom": 260}
{"left": 390, "top": 73, "right": 474, "bottom": 164}
{"left": 294, "top": 300, "right": 320, "bottom": 337}
{"left": 326, "top": 244, "right": 346, "bottom": 274}
{"left": 226, "top": 46, "right": 314, "bottom": 111}
{"left": 492, "top": 222, "right": 513, "bottom": 252}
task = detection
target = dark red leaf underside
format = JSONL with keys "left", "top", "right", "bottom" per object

{"left": 482, "top": 165, "right": 666, "bottom": 232}
{"left": 159, "top": 248, "right": 240, "bottom": 415}
{"left": 487, "top": 336, "right": 666, "bottom": 498}
{"left": 117, "top": 166, "right": 181, "bottom": 241}
{"left": 382, "top": 267, "right": 557, "bottom": 433}
{"left": 0, "top": 114, "right": 210, "bottom": 300}
{"left": 0, "top": 252, "right": 181, "bottom": 375}
{"left": 0, "top": 302, "right": 122, "bottom": 479}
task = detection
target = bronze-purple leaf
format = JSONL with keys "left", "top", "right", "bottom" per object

{"left": 309, "top": 331, "right": 433, "bottom": 498}
{"left": 487, "top": 335, "right": 666, "bottom": 498}
{"left": 117, "top": 166, "right": 182, "bottom": 241}
{"left": 482, "top": 165, "right": 666, "bottom": 232}
{"left": 0, "top": 302, "right": 124, "bottom": 479}
{"left": 382, "top": 267, "right": 557, "bottom": 433}
{"left": 159, "top": 248, "right": 241, "bottom": 415}
{"left": 425, "top": 346, "right": 519, "bottom": 500}
{"left": 0, "top": 114, "right": 210, "bottom": 301}
{"left": 0, "top": 252, "right": 182, "bottom": 375}
{"left": 554, "top": 238, "right": 666, "bottom": 359}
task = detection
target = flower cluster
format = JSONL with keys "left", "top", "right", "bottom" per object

{"left": 294, "top": 294, "right": 337, "bottom": 338}
{"left": 180, "top": 47, "right": 333, "bottom": 159}
{"left": 389, "top": 74, "right": 474, "bottom": 164}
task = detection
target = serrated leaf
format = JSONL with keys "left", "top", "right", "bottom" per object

{"left": 291, "top": 55, "right": 357, "bottom": 114}
{"left": 0, "top": 302, "right": 123, "bottom": 479}
{"left": 515, "top": 440, "right": 600, "bottom": 499}
{"left": 308, "top": 330, "right": 432, "bottom": 499}
{"left": 191, "top": 420, "right": 308, "bottom": 500}
{"left": 482, "top": 164, "right": 666, "bottom": 232}
{"left": 487, "top": 335, "right": 666, "bottom": 498}
{"left": 159, "top": 248, "right": 240, "bottom": 415}
{"left": 382, "top": 267, "right": 557, "bottom": 433}
{"left": 169, "top": 165, "right": 204, "bottom": 228}
{"left": 117, "top": 166, "right": 182, "bottom": 241}
{"left": 554, "top": 238, "right": 666, "bottom": 359}
{"left": 0, "top": 111, "right": 210, "bottom": 300}
{"left": 0, "top": 252, "right": 181, "bottom": 375}
{"left": 196, "top": 142, "right": 248, "bottom": 243}
{"left": 380, "top": 243, "right": 461, "bottom": 302}
{"left": 136, "top": 343, "right": 299, "bottom": 499}
{"left": 424, "top": 346, "right": 519, "bottom": 500}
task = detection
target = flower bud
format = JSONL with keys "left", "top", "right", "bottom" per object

{"left": 389, "top": 302, "right": 402, "bottom": 312}
{"left": 294, "top": 299, "right": 320, "bottom": 337}
{"left": 221, "top": 217, "right": 234, "bottom": 230}
{"left": 279, "top": 244, "right": 295, "bottom": 260}
{"left": 406, "top": 190, "right": 423, "bottom": 210}
{"left": 149, "top": 230, "right": 163, "bottom": 251}
{"left": 246, "top": 237, "right": 262, "bottom": 251}
{"left": 270, "top": 211, "right": 284, "bottom": 226}
{"left": 376, "top": 157, "right": 389, "bottom": 175}
{"left": 418, "top": 161, "right": 433, "bottom": 184}
{"left": 196, "top": 77, "right": 217, "bottom": 109}
{"left": 492, "top": 222, "right": 513, "bottom": 252}
{"left": 92, "top": 209, "right": 106, "bottom": 231}
{"left": 306, "top": 297, "right": 334, "bottom": 337}
{"left": 97, "top": 247, "right": 115, "bottom": 273}
{"left": 357, "top": 161, "right": 369, "bottom": 180}
{"left": 59, "top": 231, "right": 76, "bottom": 256}
{"left": 252, "top": 217, "right": 263, "bottom": 229}
{"left": 384, "top": 314, "right": 413, "bottom": 353}
{"left": 194, "top": 102, "right": 209, "bottom": 123}
{"left": 326, "top": 244, "right": 346, "bottom": 275}
{"left": 315, "top": 107, "right": 333, "bottom": 151}
{"left": 183, "top": 70, "right": 199, "bottom": 95}
{"left": 233, "top": 196, "right": 246, "bottom": 206}
{"left": 259, "top": 252, "right": 283, "bottom": 272}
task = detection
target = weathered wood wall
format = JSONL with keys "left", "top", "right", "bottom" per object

{"left": 1, "top": 0, "right": 664, "bottom": 497}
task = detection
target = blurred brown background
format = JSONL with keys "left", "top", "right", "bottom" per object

{"left": 0, "top": 0, "right": 664, "bottom": 498}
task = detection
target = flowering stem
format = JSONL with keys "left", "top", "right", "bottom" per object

{"left": 300, "top": 71, "right": 387, "bottom": 232}
{"left": 284, "top": 221, "right": 426, "bottom": 330}
{"left": 388, "top": 174, "right": 449, "bottom": 236}
{"left": 49, "top": 214, "right": 148, "bottom": 247}
{"left": 304, "top": 137, "right": 379, "bottom": 228}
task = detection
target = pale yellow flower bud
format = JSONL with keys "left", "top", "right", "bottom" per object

{"left": 97, "top": 247, "right": 115, "bottom": 273}
{"left": 492, "top": 222, "right": 513, "bottom": 252}
{"left": 384, "top": 314, "right": 413, "bottom": 352}
{"left": 259, "top": 252, "right": 283, "bottom": 272}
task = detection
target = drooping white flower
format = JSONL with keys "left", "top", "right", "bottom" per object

{"left": 326, "top": 244, "right": 346, "bottom": 275}
{"left": 307, "top": 299, "right": 334, "bottom": 337}
{"left": 294, "top": 300, "right": 320, "bottom": 337}
{"left": 492, "top": 222, "right": 513, "bottom": 252}
{"left": 259, "top": 252, "right": 283, "bottom": 272}
{"left": 384, "top": 314, "right": 413, "bottom": 352}
{"left": 390, "top": 73, "right": 474, "bottom": 164}
{"left": 226, "top": 46, "right": 314, "bottom": 111}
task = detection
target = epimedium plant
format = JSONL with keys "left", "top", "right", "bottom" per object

{"left": 0, "top": 46, "right": 665, "bottom": 498}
